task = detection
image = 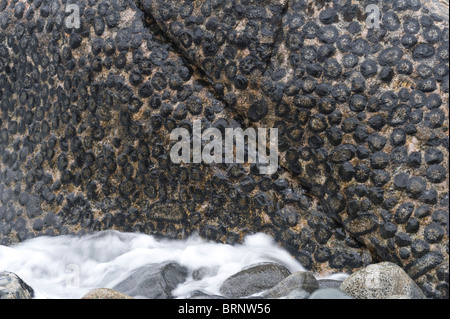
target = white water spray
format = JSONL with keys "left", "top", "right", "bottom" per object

{"left": 0, "top": 231, "right": 347, "bottom": 299}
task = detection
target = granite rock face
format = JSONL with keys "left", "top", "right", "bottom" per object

{"left": 340, "top": 262, "right": 426, "bottom": 299}
{"left": 0, "top": 0, "right": 448, "bottom": 299}
{"left": 0, "top": 271, "right": 34, "bottom": 299}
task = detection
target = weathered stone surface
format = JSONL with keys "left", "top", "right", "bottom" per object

{"left": 81, "top": 288, "right": 133, "bottom": 299}
{"left": 0, "top": 271, "right": 34, "bottom": 299}
{"left": 113, "top": 262, "right": 188, "bottom": 299}
{"left": 340, "top": 262, "right": 426, "bottom": 299}
{"left": 219, "top": 262, "right": 291, "bottom": 298}
{"left": 261, "top": 271, "right": 319, "bottom": 298}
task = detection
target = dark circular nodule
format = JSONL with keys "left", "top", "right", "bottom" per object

{"left": 413, "top": 44, "right": 435, "bottom": 60}
{"left": 411, "top": 240, "right": 430, "bottom": 258}
{"left": 424, "top": 223, "right": 445, "bottom": 244}
{"left": 378, "top": 46, "right": 403, "bottom": 66}
{"left": 361, "top": 60, "right": 378, "bottom": 78}
{"left": 426, "top": 165, "right": 446, "bottom": 184}
{"left": 395, "top": 233, "right": 412, "bottom": 247}
{"left": 380, "top": 222, "right": 397, "bottom": 239}
{"left": 248, "top": 100, "right": 268, "bottom": 122}
{"left": 382, "top": 12, "right": 401, "bottom": 31}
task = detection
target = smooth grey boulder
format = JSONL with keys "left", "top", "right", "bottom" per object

{"left": 309, "top": 288, "right": 354, "bottom": 299}
{"left": 0, "top": 271, "right": 34, "bottom": 299}
{"left": 261, "top": 271, "right": 319, "bottom": 298}
{"left": 219, "top": 262, "right": 291, "bottom": 298}
{"left": 340, "top": 262, "right": 426, "bottom": 299}
{"left": 112, "top": 262, "right": 188, "bottom": 299}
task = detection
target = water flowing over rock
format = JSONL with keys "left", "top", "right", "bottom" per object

{"left": 0, "top": 0, "right": 448, "bottom": 299}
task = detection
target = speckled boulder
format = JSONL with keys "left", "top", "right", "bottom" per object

{"left": 340, "top": 262, "right": 426, "bottom": 299}
{"left": 0, "top": 271, "right": 34, "bottom": 299}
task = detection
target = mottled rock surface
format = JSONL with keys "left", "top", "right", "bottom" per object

{"left": 0, "top": 271, "right": 34, "bottom": 299}
{"left": 0, "top": 0, "right": 448, "bottom": 299}
{"left": 340, "top": 262, "right": 426, "bottom": 299}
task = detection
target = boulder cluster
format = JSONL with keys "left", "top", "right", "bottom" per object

{"left": 0, "top": 261, "right": 430, "bottom": 299}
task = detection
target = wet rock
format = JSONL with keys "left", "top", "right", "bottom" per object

{"left": 0, "top": 271, "right": 34, "bottom": 299}
{"left": 261, "top": 271, "right": 319, "bottom": 298}
{"left": 112, "top": 262, "right": 188, "bottom": 299}
{"left": 81, "top": 288, "right": 133, "bottom": 299}
{"left": 340, "top": 262, "right": 426, "bottom": 299}
{"left": 219, "top": 263, "right": 291, "bottom": 298}
{"left": 309, "top": 288, "right": 354, "bottom": 299}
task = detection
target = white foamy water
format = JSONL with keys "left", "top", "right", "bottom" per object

{"left": 0, "top": 230, "right": 347, "bottom": 299}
